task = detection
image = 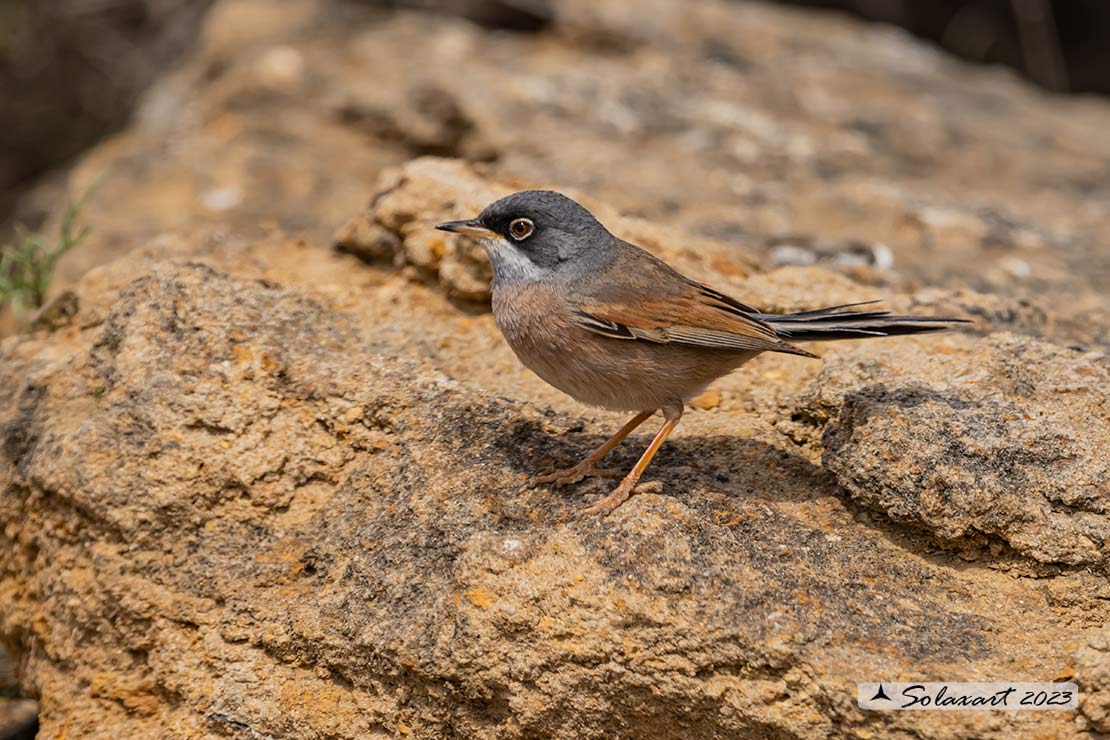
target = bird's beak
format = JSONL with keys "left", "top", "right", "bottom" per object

{"left": 435, "top": 219, "right": 496, "bottom": 239}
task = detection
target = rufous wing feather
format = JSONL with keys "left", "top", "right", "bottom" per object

{"left": 570, "top": 274, "right": 817, "bottom": 358}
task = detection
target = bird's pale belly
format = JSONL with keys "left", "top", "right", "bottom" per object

{"left": 492, "top": 282, "right": 757, "bottom": 412}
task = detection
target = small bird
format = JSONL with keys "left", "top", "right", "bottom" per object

{"left": 437, "top": 191, "right": 967, "bottom": 517}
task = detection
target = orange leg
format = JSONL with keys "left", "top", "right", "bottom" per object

{"left": 579, "top": 405, "right": 683, "bottom": 517}
{"left": 532, "top": 410, "right": 655, "bottom": 487}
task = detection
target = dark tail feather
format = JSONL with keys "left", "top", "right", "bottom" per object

{"left": 757, "top": 304, "right": 971, "bottom": 342}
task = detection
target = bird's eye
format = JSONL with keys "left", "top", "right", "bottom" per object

{"left": 508, "top": 218, "right": 534, "bottom": 241}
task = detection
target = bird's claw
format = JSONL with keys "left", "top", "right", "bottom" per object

{"left": 578, "top": 480, "right": 663, "bottom": 518}
{"left": 531, "top": 462, "right": 623, "bottom": 488}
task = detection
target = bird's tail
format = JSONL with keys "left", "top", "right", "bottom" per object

{"left": 757, "top": 301, "right": 971, "bottom": 342}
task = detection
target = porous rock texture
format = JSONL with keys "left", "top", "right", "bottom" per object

{"left": 808, "top": 334, "right": 1110, "bottom": 568}
{"left": 3, "top": 0, "right": 1110, "bottom": 738}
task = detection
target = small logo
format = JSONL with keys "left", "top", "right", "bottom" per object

{"left": 858, "top": 682, "right": 1079, "bottom": 711}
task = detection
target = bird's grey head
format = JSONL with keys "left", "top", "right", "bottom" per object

{"left": 436, "top": 190, "right": 612, "bottom": 283}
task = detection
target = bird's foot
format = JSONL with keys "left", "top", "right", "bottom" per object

{"left": 578, "top": 480, "right": 663, "bottom": 517}
{"left": 531, "top": 460, "right": 624, "bottom": 488}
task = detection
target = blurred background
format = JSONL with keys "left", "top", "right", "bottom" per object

{"left": 780, "top": 0, "right": 1110, "bottom": 92}
{"left": 0, "top": 0, "right": 216, "bottom": 225}
{"left": 2, "top": 0, "right": 1109, "bottom": 231}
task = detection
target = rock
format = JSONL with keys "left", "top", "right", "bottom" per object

{"left": 1073, "top": 628, "right": 1110, "bottom": 732}
{"left": 334, "top": 157, "right": 504, "bottom": 300}
{"left": 0, "top": 0, "right": 215, "bottom": 223}
{"left": 1, "top": 255, "right": 1100, "bottom": 740}
{"left": 363, "top": 0, "right": 554, "bottom": 32}
{"left": 689, "top": 387, "right": 721, "bottom": 411}
{"left": 768, "top": 238, "right": 894, "bottom": 271}
{"left": 332, "top": 157, "right": 758, "bottom": 302}
{"left": 0, "top": 699, "right": 37, "bottom": 740}
{"left": 799, "top": 333, "right": 1109, "bottom": 567}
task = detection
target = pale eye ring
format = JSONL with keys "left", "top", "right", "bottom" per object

{"left": 508, "top": 218, "right": 534, "bottom": 241}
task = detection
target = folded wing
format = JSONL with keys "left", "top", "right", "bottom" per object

{"left": 570, "top": 251, "right": 817, "bottom": 357}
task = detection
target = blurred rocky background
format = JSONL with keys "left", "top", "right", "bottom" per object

{"left": 0, "top": 0, "right": 216, "bottom": 226}
{"left": 4, "top": 1, "right": 1109, "bottom": 228}
{"left": 1, "top": 1, "right": 1109, "bottom": 739}
{"left": 776, "top": 0, "right": 1110, "bottom": 93}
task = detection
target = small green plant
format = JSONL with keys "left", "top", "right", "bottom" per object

{"left": 0, "top": 189, "right": 92, "bottom": 316}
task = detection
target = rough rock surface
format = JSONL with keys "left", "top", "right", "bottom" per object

{"left": 808, "top": 334, "right": 1110, "bottom": 567}
{"left": 3, "top": 0, "right": 1110, "bottom": 738}
{"left": 1074, "top": 628, "right": 1110, "bottom": 733}
{"left": 1, "top": 252, "right": 1104, "bottom": 740}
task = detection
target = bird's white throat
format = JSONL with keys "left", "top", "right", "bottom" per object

{"left": 483, "top": 237, "right": 545, "bottom": 282}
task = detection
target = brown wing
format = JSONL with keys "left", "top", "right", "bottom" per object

{"left": 570, "top": 242, "right": 816, "bottom": 358}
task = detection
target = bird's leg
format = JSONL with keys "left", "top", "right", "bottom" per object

{"left": 579, "top": 405, "right": 683, "bottom": 517}
{"left": 531, "top": 410, "right": 655, "bottom": 487}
